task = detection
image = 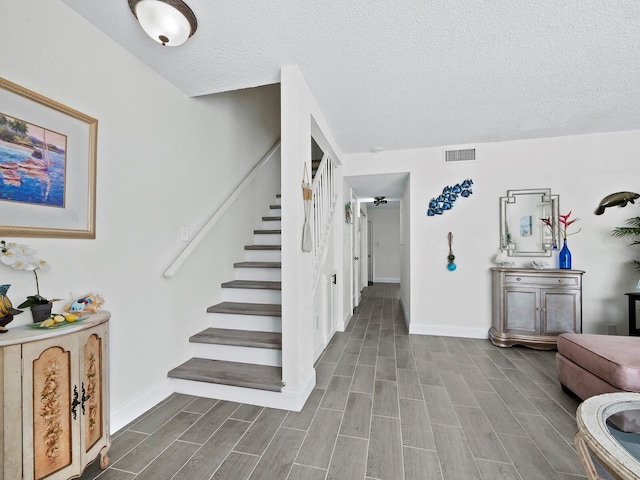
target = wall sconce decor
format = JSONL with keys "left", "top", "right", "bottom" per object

{"left": 128, "top": 0, "right": 198, "bottom": 46}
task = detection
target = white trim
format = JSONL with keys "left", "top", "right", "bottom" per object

{"left": 409, "top": 323, "right": 489, "bottom": 339}
{"left": 399, "top": 295, "right": 409, "bottom": 329}
{"left": 374, "top": 277, "right": 400, "bottom": 283}
{"left": 170, "top": 369, "right": 316, "bottom": 412}
{"left": 110, "top": 378, "right": 173, "bottom": 434}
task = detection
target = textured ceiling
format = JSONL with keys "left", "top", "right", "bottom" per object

{"left": 62, "top": 0, "right": 640, "bottom": 155}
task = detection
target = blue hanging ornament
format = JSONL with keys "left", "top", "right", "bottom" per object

{"left": 447, "top": 232, "right": 457, "bottom": 271}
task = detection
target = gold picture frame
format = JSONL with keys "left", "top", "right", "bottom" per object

{"left": 0, "top": 77, "right": 97, "bottom": 239}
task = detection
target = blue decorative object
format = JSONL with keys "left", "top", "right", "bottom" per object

{"left": 559, "top": 239, "right": 572, "bottom": 269}
{"left": 447, "top": 232, "right": 457, "bottom": 271}
{"left": 427, "top": 179, "right": 473, "bottom": 216}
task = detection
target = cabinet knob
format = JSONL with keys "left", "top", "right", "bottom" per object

{"left": 516, "top": 277, "right": 521, "bottom": 281}
{"left": 558, "top": 279, "right": 564, "bottom": 283}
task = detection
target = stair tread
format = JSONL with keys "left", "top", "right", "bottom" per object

{"left": 276, "top": 194, "right": 281, "bottom": 198}
{"left": 207, "top": 301, "right": 282, "bottom": 316}
{"left": 190, "top": 328, "right": 282, "bottom": 349}
{"left": 233, "top": 262, "right": 282, "bottom": 269}
{"left": 168, "top": 358, "right": 282, "bottom": 392}
{"left": 245, "top": 245, "right": 281, "bottom": 250}
{"left": 262, "top": 216, "right": 281, "bottom": 221}
{"left": 254, "top": 229, "right": 281, "bottom": 234}
{"left": 221, "top": 280, "right": 282, "bottom": 290}
{"left": 269, "top": 205, "right": 281, "bottom": 209}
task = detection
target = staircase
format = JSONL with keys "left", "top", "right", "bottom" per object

{"left": 168, "top": 194, "right": 284, "bottom": 394}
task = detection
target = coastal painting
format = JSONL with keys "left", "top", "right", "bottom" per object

{"left": 0, "top": 114, "right": 66, "bottom": 207}
{"left": 0, "top": 77, "right": 97, "bottom": 238}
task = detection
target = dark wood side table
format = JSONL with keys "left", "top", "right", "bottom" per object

{"left": 625, "top": 292, "right": 640, "bottom": 336}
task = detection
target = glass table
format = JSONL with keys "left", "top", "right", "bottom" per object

{"left": 576, "top": 393, "right": 640, "bottom": 480}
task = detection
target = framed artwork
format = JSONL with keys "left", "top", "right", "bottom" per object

{"left": 0, "top": 77, "right": 97, "bottom": 238}
{"left": 520, "top": 215, "right": 532, "bottom": 237}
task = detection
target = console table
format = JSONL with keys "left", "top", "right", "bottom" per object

{"left": 0, "top": 312, "right": 110, "bottom": 480}
{"left": 490, "top": 267, "right": 584, "bottom": 349}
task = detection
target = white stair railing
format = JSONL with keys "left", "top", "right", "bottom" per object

{"left": 311, "top": 153, "right": 337, "bottom": 279}
{"left": 163, "top": 140, "right": 281, "bottom": 278}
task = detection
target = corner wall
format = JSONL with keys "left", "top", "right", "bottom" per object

{"left": 345, "top": 131, "right": 640, "bottom": 337}
{"left": 280, "top": 66, "right": 344, "bottom": 406}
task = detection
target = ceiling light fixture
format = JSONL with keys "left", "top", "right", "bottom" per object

{"left": 128, "top": 0, "right": 198, "bottom": 46}
{"left": 373, "top": 196, "right": 388, "bottom": 206}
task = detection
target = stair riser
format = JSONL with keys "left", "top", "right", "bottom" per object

{"left": 260, "top": 220, "right": 281, "bottom": 230}
{"left": 253, "top": 234, "right": 281, "bottom": 245}
{"left": 208, "top": 313, "right": 282, "bottom": 332}
{"left": 235, "top": 268, "right": 282, "bottom": 282}
{"left": 222, "top": 288, "right": 282, "bottom": 304}
{"left": 268, "top": 207, "right": 281, "bottom": 215}
{"left": 170, "top": 379, "right": 309, "bottom": 410}
{"left": 191, "top": 343, "right": 282, "bottom": 367}
{"left": 244, "top": 250, "right": 282, "bottom": 262}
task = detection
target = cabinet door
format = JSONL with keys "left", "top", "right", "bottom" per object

{"left": 541, "top": 289, "right": 579, "bottom": 335}
{"left": 22, "top": 335, "right": 81, "bottom": 480}
{"left": 504, "top": 288, "right": 539, "bottom": 334}
{"left": 78, "top": 324, "right": 109, "bottom": 469}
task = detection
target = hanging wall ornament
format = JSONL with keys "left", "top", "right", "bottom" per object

{"left": 447, "top": 232, "right": 457, "bottom": 271}
{"left": 427, "top": 179, "right": 473, "bottom": 216}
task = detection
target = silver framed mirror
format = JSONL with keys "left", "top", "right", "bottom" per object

{"left": 500, "top": 188, "right": 560, "bottom": 257}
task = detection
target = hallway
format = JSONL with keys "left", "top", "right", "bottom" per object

{"left": 80, "top": 283, "right": 591, "bottom": 479}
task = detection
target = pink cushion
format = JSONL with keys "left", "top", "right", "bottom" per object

{"left": 557, "top": 333, "right": 640, "bottom": 391}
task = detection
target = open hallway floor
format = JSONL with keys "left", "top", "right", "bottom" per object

{"left": 79, "top": 283, "right": 600, "bottom": 480}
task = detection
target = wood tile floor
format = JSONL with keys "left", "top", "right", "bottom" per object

{"left": 79, "top": 283, "right": 602, "bottom": 480}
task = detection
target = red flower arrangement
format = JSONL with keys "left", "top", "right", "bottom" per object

{"left": 541, "top": 211, "right": 581, "bottom": 240}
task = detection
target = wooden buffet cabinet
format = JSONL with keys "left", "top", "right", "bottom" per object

{"left": 0, "top": 312, "right": 110, "bottom": 480}
{"left": 490, "top": 268, "right": 583, "bottom": 350}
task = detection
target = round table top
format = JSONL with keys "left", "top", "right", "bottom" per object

{"left": 577, "top": 392, "right": 640, "bottom": 479}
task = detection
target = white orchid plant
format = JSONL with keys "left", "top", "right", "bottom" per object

{"left": 0, "top": 241, "right": 60, "bottom": 308}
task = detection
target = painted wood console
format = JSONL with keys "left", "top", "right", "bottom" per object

{"left": 0, "top": 312, "right": 110, "bottom": 480}
{"left": 490, "top": 268, "right": 583, "bottom": 349}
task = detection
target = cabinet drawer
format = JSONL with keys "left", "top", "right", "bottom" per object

{"left": 504, "top": 275, "right": 579, "bottom": 287}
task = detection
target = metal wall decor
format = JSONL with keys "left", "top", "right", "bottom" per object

{"left": 447, "top": 232, "right": 457, "bottom": 271}
{"left": 427, "top": 179, "right": 473, "bottom": 216}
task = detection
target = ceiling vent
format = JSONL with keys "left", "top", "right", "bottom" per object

{"left": 443, "top": 148, "right": 476, "bottom": 164}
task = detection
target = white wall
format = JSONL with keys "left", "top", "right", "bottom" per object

{"left": 3, "top": 0, "right": 281, "bottom": 429}
{"left": 368, "top": 208, "right": 401, "bottom": 283}
{"left": 345, "top": 131, "right": 640, "bottom": 337}
{"left": 280, "top": 66, "right": 344, "bottom": 406}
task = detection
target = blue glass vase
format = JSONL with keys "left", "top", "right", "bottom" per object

{"left": 558, "top": 239, "right": 571, "bottom": 269}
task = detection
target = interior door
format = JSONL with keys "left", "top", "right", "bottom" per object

{"left": 351, "top": 194, "right": 360, "bottom": 309}
{"left": 367, "top": 219, "right": 373, "bottom": 285}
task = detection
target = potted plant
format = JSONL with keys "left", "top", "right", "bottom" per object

{"left": 611, "top": 214, "right": 640, "bottom": 272}
{"left": 0, "top": 241, "right": 61, "bottom": 323}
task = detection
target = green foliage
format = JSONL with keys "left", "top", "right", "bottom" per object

{"left": 0, "top": 126, "right": 15, "bottom": 143}
{"left": 612, "top": 216, "right": 640, "bottom": 271}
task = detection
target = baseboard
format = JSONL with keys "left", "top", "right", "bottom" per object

{"left": 409, "top": 323, "right": 489, "bottom": 339}
{"left": 373, "top": 277, "right": 400, "bottom": 283}
{"left": 170, "top": 369, "right": 316, "bottom": 412}
{"left": 110, "top": 378, "right": 174, "bottom": 434}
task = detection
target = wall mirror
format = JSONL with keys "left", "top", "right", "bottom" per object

{"left": 500, "top": 188, "right": 560, "bottom": 257}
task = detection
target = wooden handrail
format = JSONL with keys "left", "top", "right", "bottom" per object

{"left": 163, "top": 140, "right": 281, "bottom": 278}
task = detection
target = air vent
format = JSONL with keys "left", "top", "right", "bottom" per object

{"left": 444, "top": 148, "right": 476, "bottom": 164}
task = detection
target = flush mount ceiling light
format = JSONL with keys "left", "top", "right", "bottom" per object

{"left": 373, "top": 196, "right": 388, "bottom": 206}
{"left": 128, "top": 0, "right": 198, "bottom": 46}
